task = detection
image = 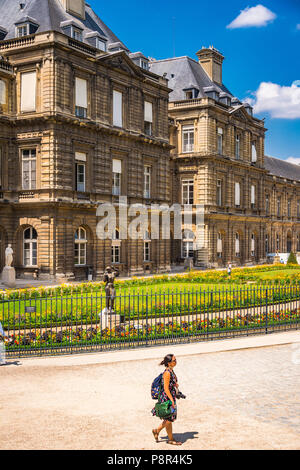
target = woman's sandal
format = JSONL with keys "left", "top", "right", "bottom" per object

{"left": 152, "top": 429, "right": 159, "bottom": 443}
{"left": 167, "top": 440, "right": 183, "bottom": 446}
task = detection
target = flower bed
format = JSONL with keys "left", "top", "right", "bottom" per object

{"left": 5, "top": 308, "right": 300, "bottom": 353}
{"left": 1, "top": 265, "right": 300, "bottom": 301}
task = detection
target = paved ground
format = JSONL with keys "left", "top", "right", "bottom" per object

{"left": 1, "top": 333, "right": 300, "bottom": 450}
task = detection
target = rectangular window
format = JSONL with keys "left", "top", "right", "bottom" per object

{"left": 75, "top": 77, "right": 87, "bottom": 118}
{"left": 144, "top": 165, "right": 151, "bottom": 199}
{"left": 0, "top": 79, "right": 6, "bottom": 105}
{"left": 144, "top": 101, "right": 153, "bottom": 136}
{"left": 182, "top": 179, "right": 194, "bottom": 205}
{"left": 17, "top": 25, "right": 28, "bottom": 37}
{"left": 144, "top": 242, "right": 151, "bottom": 261}
{"left": 111, "top": 245, "right": 120, "bottom": 264}
{"left": 297, "top": 201, "right": 300, "bottom": 219}
{"left": 112, "top": 159, "right": 122, "bottom": 196}
{"left": 277, "top": 197, "right": 281, "bottom": 217}
{"left": 21, "top": 71, "right": 36, "bottom": 112}
{"left": 217, "top": 179, "right": 222, "bottom": 206}
{"left": 182, "top": 126, "right": 194, "bottom": 153}
{"left": 22, "top": 149, "right": 36, "bottom": 190}
{"left": 235, "top": 134, "right": 240, "bottom": 160}
{"left": 235, "top": 182, "right": 240, "bottom": 207}
{"left": 72, "top": 27, "right": 83, "bottom": 41}
{"left": 217, "top": 128, "right": 223, "bottom": 155}
{"left": 75, "top": 152, "right": 86, "bottom": 192}
{"left": 96, "top": 38, "right": 106, "bottom": 51}
{"left": 113, "top": 90, "right": 123, "bottom": 127}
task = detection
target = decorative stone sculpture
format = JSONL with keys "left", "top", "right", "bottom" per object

{"left": 2, "top": 244, "right": 16, "bottom": 288}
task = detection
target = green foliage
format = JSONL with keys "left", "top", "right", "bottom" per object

{"left": 287, "top": 252, "right": 298, "bottom": 265}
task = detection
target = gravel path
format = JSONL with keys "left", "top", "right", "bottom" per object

{"left": 1, "top": 342, "right": 300, "bottom": 450}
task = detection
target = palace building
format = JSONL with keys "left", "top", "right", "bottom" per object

{"left": 0, "top": 1, "right": 299, "bottom": 280}
{"left": 150, "top": 49, "right": 300, "bottom": 268}
{"left": 0, "top": 0, "right": 171, "bottom": 280}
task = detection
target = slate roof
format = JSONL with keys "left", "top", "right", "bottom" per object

{"left": 149, "top": 56, "right": 234, "bottom": 102}
{"left": 0, "top": 0, "right": 128, "bottom": 49}
{"left": 265, "top": 156, "right": 300, "bottom": 182}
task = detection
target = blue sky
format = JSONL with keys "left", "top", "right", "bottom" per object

{"left": 88, "top": 0, "right": 300, "bottom": 162}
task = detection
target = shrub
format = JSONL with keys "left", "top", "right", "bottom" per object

{"left": 287, "top": 252, "right": 298, "bottom": 265}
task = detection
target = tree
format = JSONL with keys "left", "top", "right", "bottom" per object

{"left": 287, "top": 251, "right": 298, "bottom": 265}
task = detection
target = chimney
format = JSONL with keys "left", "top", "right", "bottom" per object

{"left": 59, "top": 0, "right": 85, "bottom": 20}
{"left": 196, "top": 46, "right": 224, "bottom": 85}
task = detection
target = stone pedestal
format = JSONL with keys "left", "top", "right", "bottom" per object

{"left": 99, "top": 309, "right": 123, "bottom": 330}
{"left": 2, "top": 266, "right": 16, "bottom": 288}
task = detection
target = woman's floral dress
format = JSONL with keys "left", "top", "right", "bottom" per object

{"left": 152, "top": 369, "right": 178, "bottom": 422}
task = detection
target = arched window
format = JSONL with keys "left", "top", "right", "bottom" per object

{"left": 23, "top": 227, "right": 38, "bottom": 266}
{"left": 235, "top": 233, "right": 240, "bottom": 257}
{"left": 217, "top": 233, "right": 223, "bottom": 258}
{"left": 182, "top": 229, "right": 194, "bottom": 259}
{"left": 112, "top": 229, "right": 121, "bottom": 264}
{"left": 74, "top": 227, "right": 87, "bottom": 266}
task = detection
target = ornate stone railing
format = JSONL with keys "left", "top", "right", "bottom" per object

{"left": 0, "top": 35, "right": 35, "bottom": 50}
{"left": 0, "top": 60, "right": 13, "bottom": 73}
{"left": 68, "top": 38, "right": 96, "bottom": 56}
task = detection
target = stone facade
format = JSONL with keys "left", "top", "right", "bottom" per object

{"left": 158, "top": 50, "right": 300, "bottom": 268}
{"left": 0, "top": 30, "right": 171, "bottom": 280}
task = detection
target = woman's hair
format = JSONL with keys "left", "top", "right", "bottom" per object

{"left": 159, "top": 354, "right": 174, "bottom": 367}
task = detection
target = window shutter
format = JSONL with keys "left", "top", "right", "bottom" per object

{"left": 113, "top": 159, "right": 122, "bottom": 174}
{"left": 113, "top": 90, "right": 123, "bottom": 127}
{"left": 21, "top": 71, "right": 36, "bottom": 112}
{"left": 235, "top": 182, "right": 240, "bottom": 206}
{"left": 251, "top": 185, "right": 255, "bottom": 204}
{"left": 75, "top": 78, "right": 87, "bottom": 108}
{"left": 218, "top": 127, "right": 223, "bottom": 135}
{"left": 144, "top": 101, "right": 153, "bottom": 123}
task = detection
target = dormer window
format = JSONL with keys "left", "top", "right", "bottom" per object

{"left": 0, "top": 27, "right": 7, "bottom": 41}
{"left": 15, "top": 17, "right": 39, "bottom": 37}
{"left": 219, "top": 93, "right": 231, "bottom": 106}
{"left": 129, "top": 52, "right": 149, "bottom": 70}
{"left": 183, "top": 88, "right": 198, "bottom": 100}
{"left": 85, "top": 31, "right": 108, "bottom": 51}
{"left": 61, "top": 20, "right": 83, "bottom": 42}
{"left": 203, "top": 87, "right": 219, "bottom": 101}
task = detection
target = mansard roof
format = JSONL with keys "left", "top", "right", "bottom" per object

{"left": 0, "top": 0, "right": 128, "bottom": 50}
{"left": 149, "top": 56, "right": 234, "bottom": 102}
{"left": 265, "top": 155, "right": 300, "bottom": 183}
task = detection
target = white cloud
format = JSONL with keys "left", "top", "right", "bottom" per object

{"left": 227, "top": 5, "right": 277, "bottom": 29}
{"left": 286, "top": 157, "right": 300, "bottom": 165}
{"left": 247, "top": 81, "right": 300, "bottom": 119}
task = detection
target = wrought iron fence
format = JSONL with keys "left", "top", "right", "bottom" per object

{"left": 1, "top": 284, "right": 300, "bottom": 358}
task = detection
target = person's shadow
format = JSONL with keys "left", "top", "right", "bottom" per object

{"left": 0, "top": 360, "right": 21, "bottom": 367}
{"left": 161, "top": 432, "right": 199, "bottom": 444}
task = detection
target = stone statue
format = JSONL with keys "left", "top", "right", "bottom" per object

{"left": 103, "top": 266, "right": 119, "bottom": 312}
{"left": 2, "top": 244, "right": 16, "bottom": 288}
{"left": 5, "top": 244, "right": 13, "bottom": 267}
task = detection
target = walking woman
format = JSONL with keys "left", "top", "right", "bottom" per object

{"left": 152, "top": 354, "right": 182, "bottom": 446}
